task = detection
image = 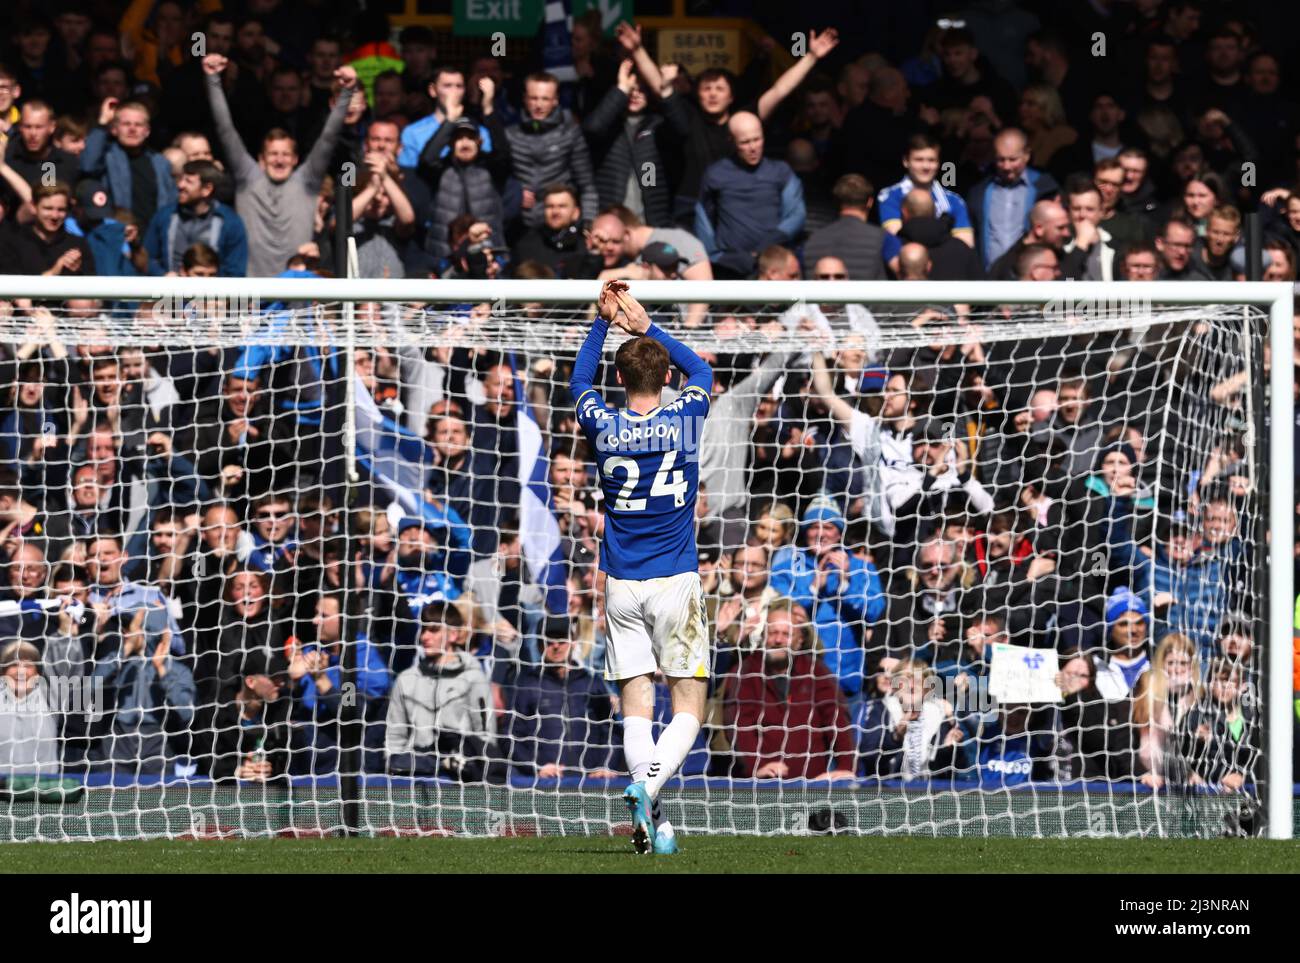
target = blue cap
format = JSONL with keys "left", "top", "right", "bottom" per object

{"left": 801, "top": 495, "right": 846, "bottom": 532}
{"left": 1105, "top": 586, "right": 1148, "bottom": 626}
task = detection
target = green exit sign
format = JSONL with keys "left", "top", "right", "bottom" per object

{"left": 453, "top": 0, "right": 544, "bottom": 37}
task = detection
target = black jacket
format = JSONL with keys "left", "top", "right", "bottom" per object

{"left": 582, "top": 87, "right": 691, "bottom": 228}
{"left": 503, "top": 108, "right": 599, "bottom": 228}
{"left": 419, "top": 113, "right": 512, "bottom": 258}
{"left": 510, "top": 221, "right": 601, "bottom": 278}
{"left": 896, "top": 215, "right": 985, "bottom": 281}
{"left": 2, "top": 223, "right": 95, "bottom": 276}
{"left": 205, "top": 696, "right": 292, "bottom": 781}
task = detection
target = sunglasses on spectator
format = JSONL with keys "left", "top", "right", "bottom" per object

{"left": 256, "top": 510, "right": 292, "bottom": 520}
{"left": 816, "top": 272, "right": 848, "bottom": 280}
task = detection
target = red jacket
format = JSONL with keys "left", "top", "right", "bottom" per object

{"left": 726, "top": 652, "right": 856, "bottom": 778}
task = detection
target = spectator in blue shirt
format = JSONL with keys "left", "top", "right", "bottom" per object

{"left": 398, "top": 65, "right": 493, "bottom": 170}
{"left": 143, "top": 159, "right": 248, "bottom": 277}
{"left": 288, "top": 592, "right": 392, "bottom": 774}
{"left": 695, "top": 111, "right": 805, "bottom": 278}
{"left": 877, "top": 132, "right": 973, "bottom": 246}
{"left": 966, "top": 127, "right": 1060, "bottom": 268}
{"left": 235, "top": 491, "right": 299, "bottom": 574}
{"left": 769, "top": 495, "right": 886, "bottom": 708}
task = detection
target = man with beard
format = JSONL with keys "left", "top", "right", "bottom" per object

{"left": 723, "top": 600, "right": 856, "bottom": 781}
{"left": 509, "top": 183, "right": 601, "bottom": 278}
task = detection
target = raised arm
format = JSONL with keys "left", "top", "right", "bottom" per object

{"left": 570, "top": 280, "right": 621, "bottom": 402}
{"left": 301, "top": 67, "right": 360, "bottom": 188}
{"left": 202, "top": 56, "right": 259, "bottom": 184}
{"left": 808, "top": 339, "right": 858, "bottom": 429}
{"left": 757, "top": 29, "right": 839, "bottom": 122}
{"left": 614, "top": 22, "right": 663, "bottom": 98}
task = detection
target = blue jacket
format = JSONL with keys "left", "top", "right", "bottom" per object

{"left": 399, "top": 113, "right": 494, "bottom": 169}
{"left": 80, "top": 129, "right": 177, "bottom": 219}
{"left": 966, "top": 167, "right": 1059, "bottom": 266}
{"left": 93, "top": 644, "right": 196, "bottom": 737}
{"left": 70, "top": 219, "right": 139, "bottom": 277}
{"left": 695, "top": 154, "right": 805, "bottom": 276}
{"left": 507, "top": 664, "right": 621, "bottom": 776}
{"left": 296, "top": 637, "right": 392, "bottom": 715}
{"left": 143, "top": 200, "right": 249, "bottom": 277}
{"left": 769, "top": 545, "right": 886, "bottom": 696}
{"left": 1135, "top": 542, "right": 1234, "bottom": 659}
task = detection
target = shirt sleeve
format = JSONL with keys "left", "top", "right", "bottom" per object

{"left": 646, "top": 323, "right": 713, "bottom": 399}
{"left": 947, "top": 192, "right": 973, "bottom": 232}
{"left": 878, "top": 186, "right": 902, "bottom": 232}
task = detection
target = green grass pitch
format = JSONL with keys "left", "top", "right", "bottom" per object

{"left": 6, "top": 836, "right": 1299, "bottom": 873}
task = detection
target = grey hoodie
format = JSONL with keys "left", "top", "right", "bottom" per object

{"left": 0, "top": 680, "right": 59, "bottom": 779}
{"left": 384, "top": 651, "right": 494, "bottom": 756}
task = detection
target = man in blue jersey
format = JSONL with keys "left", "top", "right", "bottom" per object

{"left": 877, "top": 133, "right": 973, "bottom": 245}
{"left": 570, "top": 280, "right": 712, "bottom": 856}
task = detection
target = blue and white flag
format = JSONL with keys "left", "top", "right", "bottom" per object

{"left": 542, "top": 0, "right": 577, "bottom": 83}
{"left": 510, "top": 355, "right": 569, "bottom": 614}
{"left": 351, "top": 375, "right": 466, "bottom": 542}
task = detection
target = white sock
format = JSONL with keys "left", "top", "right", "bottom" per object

{"left": 623, "top": 716, "right": 655, "bottom": 784}
{"left": 623, "top": 715, "right": 663, "bottom": 827}
{"left": 644, "top": 712, "right": 700, "bottom": 800}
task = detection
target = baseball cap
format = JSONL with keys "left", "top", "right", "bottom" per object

{"left": 916, "top": 417, "right": 956, "bottom": 443}
{"left": 639, "top": 241, "right": 688, "bottom": 274}
{"left": 76, "top": 181, "right": 113, "bottom": 223}
{"left": 448, "top": 118, "right": 481, "bottom": 141}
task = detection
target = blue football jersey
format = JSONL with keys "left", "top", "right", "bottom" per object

{"left": 575, "top": 386, "right": 711, "bottom": 580}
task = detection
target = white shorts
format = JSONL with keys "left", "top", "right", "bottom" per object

{"left": 603, "top": 571, "right": 710, "bottom": 682}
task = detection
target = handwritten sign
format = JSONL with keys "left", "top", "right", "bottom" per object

{"left": 988, "top": 643, "right": 1063, "bottom": 704}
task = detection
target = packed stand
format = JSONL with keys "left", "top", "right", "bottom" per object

{"left": 0, "top": 0, "right": 1290, "bottom": 796}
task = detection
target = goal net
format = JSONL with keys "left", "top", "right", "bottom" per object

{"left": 0, "top": 278, "right": 1289, "bottom": 841}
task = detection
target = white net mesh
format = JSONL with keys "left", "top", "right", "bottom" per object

{"left": 0, "top": 290, "right": 1272, "bottom": 840}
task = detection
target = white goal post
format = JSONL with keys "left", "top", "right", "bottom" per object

{"left": 0, "top": 274, "right": 1289, "bottom": 841}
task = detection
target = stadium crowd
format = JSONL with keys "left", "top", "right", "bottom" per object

{"left": 0, "top": 0, "right": 1292, "bottom": 794}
